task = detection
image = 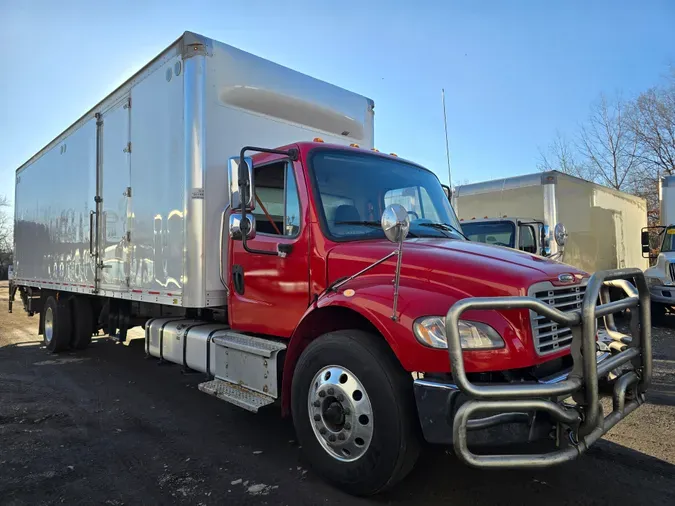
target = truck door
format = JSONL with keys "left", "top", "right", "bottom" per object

{"left": 228, "top": 159, "right": 310, "bottom": 337}
{"left": 97, "top": 97, "right": 132, "bottom": 292}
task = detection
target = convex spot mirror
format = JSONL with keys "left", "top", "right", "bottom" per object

{"left": 381, "top": 204, "right": 410, "bottom": 243}
{"left": 228, "top": 156, "right": 256, "bottom": 211}
{"left": 229, "top": 214, "right": 256, "bottom": 241}
{"left": 554, "top": 223, "right": 568, "bottom": 247}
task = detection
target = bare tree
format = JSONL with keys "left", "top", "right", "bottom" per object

{"left": 0, "top": 195, "right": 12, "bottom": 279}
{"left": 0, "top": 195, "right": 10, "bottom": 252}
{"left": 578, "top": 94, "right": 640, "bottom": 190}
{"left": 537, "top": 130, "right": 592, "bottom": 179}
{"left": 630, "top": 72, "right": 675, "bottom": 176}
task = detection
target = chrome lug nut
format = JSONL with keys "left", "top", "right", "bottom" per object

{"left": 327, "top": 388, "right": 334, "bottom": 395}
{"left": 319, "top": 427, "right": 327, "bottom": 435}
{"left": 329, "top": 434, "right": 336, "bottom": 442}
{"left": 337, "top": 394, "right": 344, "bottom": 402}
{"left": 344, "top": 422, "right": 351, "bottom": 430}
{"left": 313, "top": 400, "right": 320, "bottom": 407}
{"left": 343, "top": 408, "right": 351, "bottom": 415}
{"left": 319, "top": 391, "right": 326, "bottom": 398}
{"left": 314, "top": 414, "right": 321, "bottom": 421}
{"left": 338, "top": 433, "right": 346, "bottom": 441}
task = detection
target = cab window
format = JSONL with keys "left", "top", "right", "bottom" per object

{"left": 253, "top": 161, "right": 301, "bottom": 237}
{"left": 519, "top": 224, "right": 537, "bottom": 253}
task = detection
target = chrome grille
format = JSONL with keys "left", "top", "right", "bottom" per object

{"left": 669, "top": 262, "right": 675, "bottom": 281}
{"left": 529, "top": 281, "right": 586, "bottom": 355}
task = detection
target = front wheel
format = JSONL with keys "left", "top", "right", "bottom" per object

{"left": 291, "top": 330, "right": 420, "bottom": 496}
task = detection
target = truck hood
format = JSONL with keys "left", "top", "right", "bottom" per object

{"left": 327, "top": 238, "right": 585, "bottom": 298}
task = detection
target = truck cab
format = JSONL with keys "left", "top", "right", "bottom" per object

{"left": 642, "top": 175, "right": 675, "bottom": 316}
{"left": 220, "top": 140, "right": 650, "bottom": 494}
{"left": 643, "top": 225, "right": 675, "bottom": 314}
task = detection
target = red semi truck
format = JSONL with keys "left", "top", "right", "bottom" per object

{"left": 9, "top": 32, "right": 651, "bottom": 495}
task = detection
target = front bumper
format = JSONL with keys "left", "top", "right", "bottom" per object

{"left": 415, "top": 268, "right": 651, "bottom": 469}
{"left": 649, "top": 285, "right": 675, "bottom": 304}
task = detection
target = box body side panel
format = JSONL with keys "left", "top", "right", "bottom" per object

{"left": 590, "top": 185, "right": 648, "bottom": 270}
{"left": 128, "top": 54, "right": 186, "bottom": 297}
{"left": 14, "top": 119, "right": 98, "bottom": 287}
{"left": 456, "top": 185, "right": 545, "bottom": 222}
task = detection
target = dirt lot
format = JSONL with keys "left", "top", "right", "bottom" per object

{"left": 1, "top": 281, "right": 674, "bottom": 505}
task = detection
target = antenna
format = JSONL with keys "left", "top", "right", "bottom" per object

{"left": 442, "top": 88, "right": 452, "bottom": 188}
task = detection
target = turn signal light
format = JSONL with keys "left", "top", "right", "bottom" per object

{"left": 389, "top": 153, "right": 398, "bottom": 157}
{"left": 313, "top": 137, "right": 324, "bottom": 143}
{"left": 371, "top": 148, "right": 379, "bottom": 152}
{"left": 350, "top": 143, "right": 360, "bottom": 148}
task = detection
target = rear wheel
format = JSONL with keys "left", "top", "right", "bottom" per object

{"left": 71, "top": 296, "right": 94, "bottom": 350}
{"left": 43, "top": 295, "right": 72, "bottom": 353}
{"left": 291, "top": 330, "right": 420, "bottom": 496}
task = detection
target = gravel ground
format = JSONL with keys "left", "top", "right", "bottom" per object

{"left": 0, "top": 281, "right": 673, "bottom": 505}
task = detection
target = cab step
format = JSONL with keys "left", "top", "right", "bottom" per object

{"left": 198, "top": 379, "right": 276, "bottom": 413}
{"left": 212, "top": 332, "right": 287, "bottom": 357}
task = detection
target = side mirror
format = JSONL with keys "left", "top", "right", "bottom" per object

{"left": 554, "top": 223, "right": 567, "bottom": 247}
{"left": 381, "top": 204, "right": 410, "bottom": 243}
{"left": 541, "top": 224, "right": 551, "bottom": 256}
{"left": 441, "top": 184, "right": 451, "bottom": 200}
{"left": 228, "top": 156, "right": 255, "bottom": 211}
{"left": 229, "top": 214, "right": 257, "bottom": 241}
{"left": 641, "top": 230, "right": 650, "bottom": 254}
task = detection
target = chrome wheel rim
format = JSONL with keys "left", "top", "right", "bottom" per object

{"left": 308, "top": 365, "right": 374, "bottom": 462}
{"left": 44, "top": 307, "right": 54, "bottom": 344}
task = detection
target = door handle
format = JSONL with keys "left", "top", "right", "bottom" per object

{"left": 89, "top": 211, "right": 96, "bottom": 256}
{"left": 232, "top": 264, "right": 245, "bottom": 295}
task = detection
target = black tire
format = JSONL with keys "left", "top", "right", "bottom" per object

{"left": 651, "top": 302, "right": 666, "bottom": 326}
{"left": 291, "top": 330, "right": 420, "bottom": 496}
{"left": 71, "top": 296, "right": 94, "bottom": 350}
{"left": 42, "top": 295, "right": 72, "bottom": 353}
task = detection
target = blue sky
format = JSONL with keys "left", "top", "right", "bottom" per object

{"left": 1, "top": 0, "right": 674, "bottom": 210}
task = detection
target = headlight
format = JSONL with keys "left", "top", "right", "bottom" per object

{"left": 646, "top": 276, "right": 667, "bottom": 288}
{"left": 413, "top": 316, "right": 505, "bottom": 350}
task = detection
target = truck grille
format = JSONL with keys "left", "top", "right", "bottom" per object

{"left": 669, "top": 262, "right": 675, "bottom": 281}
{"left": 529, "top": 281, "right": 586, "bottom": 355}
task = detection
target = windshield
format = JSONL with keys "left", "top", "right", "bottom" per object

{"left": 310, "top": 150, "right": 463, "bottom": 241}
{"left": 662, "top": 228, "right": 675, "bottom": 252}
{"left": 461, "top": 221, "right": 516, "bottom": 248}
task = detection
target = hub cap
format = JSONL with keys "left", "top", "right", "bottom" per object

{"left": 308, "top": 365, "right": 374, "bottom": 462}
{"left": 44, "top": 307, "right": 54, "bottom": 344}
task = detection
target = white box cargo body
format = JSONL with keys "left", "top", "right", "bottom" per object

{"left": 13, "top": 32, "right": 374, "bottom": 308}
{"left": 453, "top": 171, "right": 649, "bottom": 273}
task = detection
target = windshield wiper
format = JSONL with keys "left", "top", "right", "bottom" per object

{"left": 334, "top": 220, "right": 382, "bottom": 228}
{"left": 417, "top": 222, "right": 467, "bottom": 239}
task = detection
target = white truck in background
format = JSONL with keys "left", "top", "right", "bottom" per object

{"left": 642, "top": 174, "right": 675, "bottom": 316}
{"left": 453, "top": 171, "right": 649, "bottom": 275}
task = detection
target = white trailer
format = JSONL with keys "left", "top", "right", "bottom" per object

{"left": 453, "top": 171, "right": 649, "bottom": 274}
{"left": 12, "top": 31, "right": 373, "bottom": 311}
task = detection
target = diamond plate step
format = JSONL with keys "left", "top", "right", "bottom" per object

{"left": 212, "top": 332, "right": 286, "bottom": 358}
{"left": 198, "top": 379, "right": 276, "bottom": 413}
